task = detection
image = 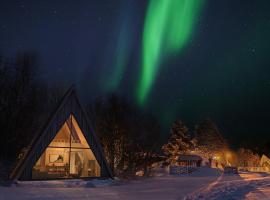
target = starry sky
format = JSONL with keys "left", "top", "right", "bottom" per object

{"left": 1, "top": 0, "right": 270, "bottom": 147}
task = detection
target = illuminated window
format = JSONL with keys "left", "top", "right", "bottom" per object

{"left": 32, "top": 115, "right": 100, "bottom": 179}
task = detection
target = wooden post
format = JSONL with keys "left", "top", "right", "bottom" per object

{"left": 68, "top": 115, "right": 72, "bottom": 177}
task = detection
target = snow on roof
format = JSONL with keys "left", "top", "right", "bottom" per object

{"left": 178, "top": 154, "right": 202, "bottom": 161}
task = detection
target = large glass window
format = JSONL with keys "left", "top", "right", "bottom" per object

{"left": 32, "top": 115, "right": 100, "bottom": 179}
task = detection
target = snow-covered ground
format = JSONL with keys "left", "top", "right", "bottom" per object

{"left": 185, "top": 171, "right": 270, "bottom": 200}
{"left": 0, "top": 168, "right": 269, "bottom": 200}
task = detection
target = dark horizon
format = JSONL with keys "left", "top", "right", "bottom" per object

{"left": 1, "top": 0, "right": 270, "bottom": 148}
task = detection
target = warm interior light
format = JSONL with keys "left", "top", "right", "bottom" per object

{"left": 32, "top": 115, "right": 101, "bottom": 179}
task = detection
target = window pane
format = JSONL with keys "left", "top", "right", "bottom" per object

{"left": 69, "top": 115, "right": 90, "bottom": 148}
{"left": 69, "top": 148, "right": 100, "bottom": 178}
{"left": 32, "top": 115, "right": 100, "bottom": 179}
{"left": 32, "top": 147, "right": 70, "bottom": 179}
{"left": 48, "top": 121, "right": 70, "bottom": 148}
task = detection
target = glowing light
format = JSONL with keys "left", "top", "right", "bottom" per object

{"left": 137, "top": 0, "right": 205, "bottom": 105}
{"left": 213, "top": 156, "right": 220, "bottom": 160}
{"left": 225, "top": 151, "right": 232, "bottom": 166}
{"left": 226, "top": 152, "right": 232, "bottom": 158}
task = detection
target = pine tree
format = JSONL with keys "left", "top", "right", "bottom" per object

{"left": 195, "top": 119, "right": 227, "bottom": 159}
{"left": 162, "top": 120, "right": 192, "bottom": 164}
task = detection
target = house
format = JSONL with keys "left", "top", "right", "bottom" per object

{"left": 9, "top": 86, "right": 112, "bottom": 180}
{"left": 169, "top": 154, "right": 202, "bottom": 175}
{"left": 177, "top": 154, "right": 202, "bottom": 167}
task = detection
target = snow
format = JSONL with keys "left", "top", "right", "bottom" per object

{"left": 15, "top": 179, "right": 114, "bottom": 188}
{"left": 0, "top": 167, "right": 219, "bottom": 200}
{"left": 1, "top": 168, "right": 270, "bottom": 200}
{"left": 190, "top": 166, "right": 222, "bottom": 177}
{"left": 185, "top": 171, "right": 270, "bottom": 200}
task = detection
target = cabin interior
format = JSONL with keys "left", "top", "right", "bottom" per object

{"left": 32, "top": 115, "right": 100, "bottom": 179}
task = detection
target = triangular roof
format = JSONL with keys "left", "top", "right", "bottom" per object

{"left": 10, "top": 86, "right": 112, "bottom": 180}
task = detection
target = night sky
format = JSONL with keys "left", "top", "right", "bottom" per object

{"left": 1, "top": 0, "right": 270, "bottom": 147}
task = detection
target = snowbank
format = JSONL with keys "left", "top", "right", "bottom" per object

{"left": 149, "top": 166, "right": 170, "bottom": 177}
{"left": 185, "top": 172, "right": 270, "bottom": 200}
{"left": 190, "top": 167, "right": 222, "bottom": 177}
{"left": 150, "top": 166, "right": 222, "bottom": 178}
{"left": 15, "top": 178, "right": 115, "bottom": 188}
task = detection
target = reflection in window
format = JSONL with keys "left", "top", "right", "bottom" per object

{"left": 32, "top": 115, "right": 100, "bottom": 179}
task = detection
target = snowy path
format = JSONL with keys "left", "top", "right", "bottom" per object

{"left": 186, "top": 172, "right": 270, "bottom": 200}
{"left": 0, "top": 171, "right": 220, "bottom": 200}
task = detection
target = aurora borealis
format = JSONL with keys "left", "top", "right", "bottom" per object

{"left": 1, "top": 0, "right": 270, "bottom": 146}
{"left": 137, "top": 0, "right": 204, "bottom": 105}
{"left": 103, "top": 12, "right": 133, "bottom": 93}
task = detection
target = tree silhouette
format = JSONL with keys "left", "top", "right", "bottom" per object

{"left": 162, "top": 120, "right": 192, "bottom": 165}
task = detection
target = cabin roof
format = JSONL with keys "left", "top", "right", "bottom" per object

{"left": 10, "top": 85, "right": 113, "bottom": 180}
{"left": 178, "top": 154, "right": 202, "bottom": 161}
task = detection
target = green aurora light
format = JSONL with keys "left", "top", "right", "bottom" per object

{"left": 105, "top": 24, "right": 131, "bottom": 92}
{"left": 137, "top": 0, "right": 205, "bottom": 105}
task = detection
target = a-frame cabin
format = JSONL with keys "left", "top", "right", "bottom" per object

{"left": 10, "top": 86, "right": 112, "bottom": 180}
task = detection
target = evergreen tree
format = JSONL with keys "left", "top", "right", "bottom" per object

{"left": 162, "top": 120, "right": 192, "bottom": 164}
{"left": 195, "top": 119, "right": 227, "bottom": 159}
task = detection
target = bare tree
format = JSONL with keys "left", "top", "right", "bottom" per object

{"left": 88, "top": 95, "right": 161, "bottom": 176}
{"left": 0, "top": 53, "right": 45, "bottom": 160}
